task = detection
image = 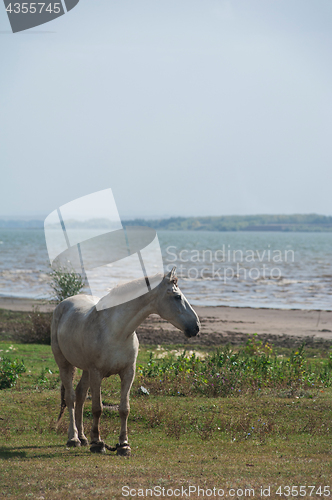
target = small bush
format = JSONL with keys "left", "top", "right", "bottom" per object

{"left": 49, "top": 268, "right": 84, "bottom": 303}
{"left": 27, "top": 307, "right": 51, "bottom": 344}
{"left": 0, "top": 356, "right": 26, "bottom": 389}
{"left": 14, "top": 307, "right": 52, "bottom": 345}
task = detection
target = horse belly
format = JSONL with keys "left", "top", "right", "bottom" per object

{"left": 57, "top": 323, "right": 139, "bottom": 375}
{"left": 57, "top": 330, "right": 92, "bottom": 370}
{"left": 99, "top": 336, "right": 139, "bottom": 377}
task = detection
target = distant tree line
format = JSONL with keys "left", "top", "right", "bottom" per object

{"left": 1, "top": 214, "right": 332, "bottom": 231}
{"left": 123, "top": 214, "right": 332, "bottom": 232}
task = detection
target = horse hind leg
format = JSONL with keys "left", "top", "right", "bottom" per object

{"left": 75, "top": 370, "right": 89, "bottom": 446}
{"left": 58, "top": 364, "right": 81, "bottom": 447}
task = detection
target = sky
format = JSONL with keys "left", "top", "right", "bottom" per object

{"left": 1, "top": 0, "right": 332, "bottom": 219}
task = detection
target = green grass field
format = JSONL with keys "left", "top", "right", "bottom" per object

{"left": 1, "top": 340, "right": 332, "bottom": 500}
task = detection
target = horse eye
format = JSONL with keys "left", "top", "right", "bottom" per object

{"left": 174, "top": 294, "right": 182, "bottom": 300}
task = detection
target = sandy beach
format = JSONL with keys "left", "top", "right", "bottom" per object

{"left": 0, "top": 296, "right": 331, "bottom": 347}
{"left": 0, "top": 297, "right": 55, "bottom": 313}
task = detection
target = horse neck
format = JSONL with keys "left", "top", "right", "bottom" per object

{"left": 103, "top": 286, "right": 160, "bottom": 338}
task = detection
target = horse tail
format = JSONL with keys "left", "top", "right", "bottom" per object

{"left": 56, "top": 365, "right": 77, "bottom": 428}
{"left": 56, "top": 383, "right": 67, "bottom": 428}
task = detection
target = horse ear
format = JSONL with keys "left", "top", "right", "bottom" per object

{"left": 166, "top": 266, "right": 177, "bottom": 282}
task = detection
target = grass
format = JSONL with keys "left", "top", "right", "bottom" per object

{"left": 1, "top": 341, "right": 332, "bottom": 499}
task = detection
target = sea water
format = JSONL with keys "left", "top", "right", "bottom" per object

{"left": 0, "top": 228, "right": 331, "bottom": 310}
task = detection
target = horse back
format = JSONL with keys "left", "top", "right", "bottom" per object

{"left": 51, "top": 294, "right": 138, "bottom": 374}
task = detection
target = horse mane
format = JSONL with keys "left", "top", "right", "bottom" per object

{"left": 108, "top": 272, "right": 164, "bottom": 295}
{"left": 97, "top": 272, "right": 165, "bottom": 309}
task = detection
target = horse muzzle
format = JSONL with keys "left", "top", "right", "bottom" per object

{"left": 184, "top": 321, "right": 200, "bottom": 338}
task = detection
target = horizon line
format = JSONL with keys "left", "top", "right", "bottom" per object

{"left": 1, "top": 212, "right": 332, "bottom": 221}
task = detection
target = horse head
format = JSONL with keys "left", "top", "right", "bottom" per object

{"left": 155, "top": 267, "right": 200, "bottom": 338}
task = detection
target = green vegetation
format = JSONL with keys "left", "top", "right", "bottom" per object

{"left": 1, "top": 340, "right": 332, "bottom": 498}
{"left": 0, "top": 355, "right": 25, "bottom": 389}
{"left": 138, "top": 340, "right": 332, "bottom": 398}
{"left": 49, "top": 268, "right": 85, "bottom": 303}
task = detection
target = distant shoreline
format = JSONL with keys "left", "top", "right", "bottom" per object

{"left": 1, "top": 213, "right": 332, "bottom": 231}
{"left": 0, "top": 295, "right": 331, "bottom": 313}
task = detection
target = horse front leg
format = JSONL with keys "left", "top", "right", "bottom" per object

{"left": 118, "top": 365, "right": 135, "bottom": 456}
{"left": 75, "top": 370, "right": 90, "bottom": 446}
{"left": 89, "top": 369, "right": 105, "bottom": 453}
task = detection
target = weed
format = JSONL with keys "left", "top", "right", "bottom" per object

{"left": 0, "top": 356, "right": 26, "bottom": 389}
{"left": 190, "top": 413, "right": 215, "bottom": 440}
{"left": 35, "top": 367, "right": 60, "bottom": 391}
{"left": 144, "top": 403, "right": 165, "bottom": 429}
{"left": 244, "top": 333, "right": 273, "bottom": 356}
{"left": 164, "top": 413, "right": 186, "bottom": 440}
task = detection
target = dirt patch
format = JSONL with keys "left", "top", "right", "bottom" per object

{"left": 1, "top": 307, "right": 332, "bottom": 350}
{"left": 136, "top": 314, "right": 332, "bottom": 349}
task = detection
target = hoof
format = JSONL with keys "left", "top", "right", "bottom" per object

{"left": 90, "top": 441, "right": 106, "bottom": 454}
{"left": 66, "top": 438, "right": 81, "bottom": 448}
{"left": 117, "top": 445, "right": 131, "bottom": 457}
{"left": 79, "top": 437, "right": 89, "bottom": 446}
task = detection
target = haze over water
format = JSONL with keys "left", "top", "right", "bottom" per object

{"left": 0, "top": 229, "right": 331, "bottom": 310}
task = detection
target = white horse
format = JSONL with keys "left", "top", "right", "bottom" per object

{"left": 51, "top": 267, "right": 200, "bottom": 455}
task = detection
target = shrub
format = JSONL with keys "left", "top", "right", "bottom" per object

{"left": 0, "top": 356, "right": 26, "bottom": 389}
{"left": 49, "top": 268, "right": 84, "bottom": 303}
{"left": 15, "top": 307, "right": 52, "bottom": 345}
{"left": 27, "top": 307, "right": 51, "bottom": 344}
{"left": 137, "top": 342, "right": 332, "bottom": 397}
